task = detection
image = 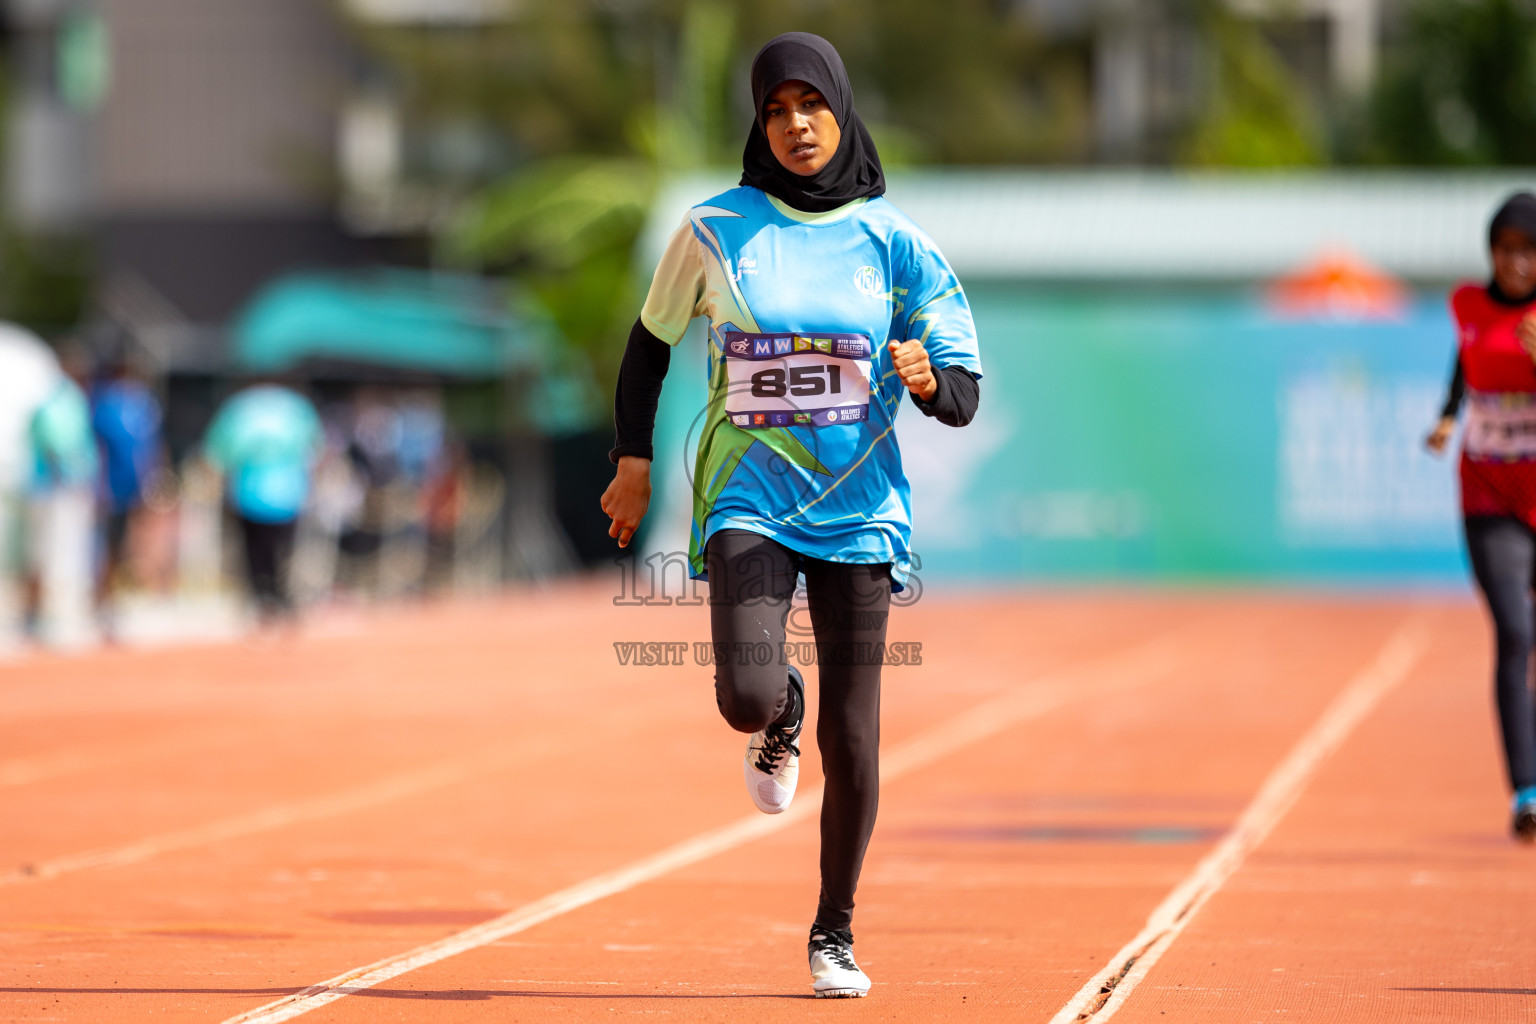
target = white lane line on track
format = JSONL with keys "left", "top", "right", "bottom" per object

{"left": 219, "top": 634, "right": 1194, "bottom": 1024}
{"left": 0, "top": 739, "right": 568, "bottom": 887}
{"left": 1046, "top": 614, "right": 1432, "bottom": 1024}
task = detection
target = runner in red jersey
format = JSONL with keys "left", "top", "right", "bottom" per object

{"left": 1427, "top": 192, "right": 1536, "bottom": 841}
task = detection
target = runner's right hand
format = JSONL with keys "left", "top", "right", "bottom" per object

{"left": 601, "top": 456, "right": 652, "bottom": 548}
{"left": 1424, "top": 416, "right": 1455, "bottom": 456}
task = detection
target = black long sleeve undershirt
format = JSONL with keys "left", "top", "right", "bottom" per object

{"left": 1440, "top": 353, "right": 1465, "bottom": 420}
{"left": 609, "top": 319, "right": 672, "bottom": 464}
{"left": 910, "top": 364, "right": 981, "bottom": 427}
{"left": 610, "top": 318, "right": 981, "bottom": 463}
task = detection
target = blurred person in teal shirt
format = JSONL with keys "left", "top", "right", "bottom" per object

{"left": 25, "top": 375, "right": 100, "bottom": 645}
{"left": 203, "top": 383, "right": 322, "bottom": 622}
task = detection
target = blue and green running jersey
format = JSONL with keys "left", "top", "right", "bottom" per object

{"left": 640, "top": 186, "right": 983, "bottom": 589}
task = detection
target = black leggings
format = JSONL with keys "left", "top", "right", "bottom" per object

{"left": 239, "top": 516, "right": 296, "bottom": 616}
{"left": 1465, "top": 515, "right": 1536, "bottom": 791}
{"left": 706, "top": 529, "right": 890, "bottom": 931}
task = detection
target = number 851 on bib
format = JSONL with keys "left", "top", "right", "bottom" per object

{"left": 721, "top": 331, "right": 873, "bottom": 429}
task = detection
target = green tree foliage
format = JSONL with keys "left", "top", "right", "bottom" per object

{"left": 446, "top": 156, "right": 653, "bottom": 389}
{"left": 0, "top": 58, "right": 92, "bottom": 337}
{"left": 345, "top": 1, "right": 657, "bottom": 168}
{"left": 1366, "top": 0, "right": 1536, "bottom": 165}
{"left": 1178, "top": 3, "right": 1325, "bottom": 168}
{"left": 732, "top": 0, "right": 1089, "bottom": 166}
{"left": 0, "top": 230, "right": 93, "bottom": 336}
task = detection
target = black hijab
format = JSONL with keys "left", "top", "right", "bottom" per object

{"left": 739, "top": 32, "right": 885, "bottom": 214}
{"left": 1488, "top": 192, "right": 1536, "bottom": 305}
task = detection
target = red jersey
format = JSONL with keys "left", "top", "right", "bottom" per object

{"left": 1454, "top": 283, "right": 1536, "bottom": 525}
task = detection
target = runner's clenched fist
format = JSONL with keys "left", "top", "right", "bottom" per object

{"left": 888, "top": 338, "right": 938, "bottom": 401}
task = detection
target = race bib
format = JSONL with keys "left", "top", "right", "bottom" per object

{"left": 1465, "top": 389, "right": 1536, "bottom": 460}
{"left": 720, "top": 331, "right": 873, "bottom": 428}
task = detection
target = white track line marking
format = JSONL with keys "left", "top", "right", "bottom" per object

{"left": 0, "top": 739, "right": 569, "bottom": 887}
{"left": 220, "top": 635, "right": 1193, "bottom": 1024}
{"left": 1047, "top": 615, "right": 1432, "bottom": 1024}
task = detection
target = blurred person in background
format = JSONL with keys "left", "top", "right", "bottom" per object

{"left": 422, "top": 435, "right": 468, "bottom": 592}
{"left": 24, "top": 355, "right": 100, "bottom": 647}
{"left": 395, "top": 390, "right": 445, "bottom": 489}
{"left": 336, "top": 389, "right": 400, "bottom": 591}
{"left": 90, "top": 354, "right": 163, "bottom": 633}
{"left": 1426, "top": 192, "right": 1536, "bottom": 841}
{"left": 395, "top": 390, "right": 447, "bottom": 595}
{"left": 0, "top": 325, "right": 65, "bottom": 640}
{"left": 202, "top": 380, "right": 323, "bottom": 626}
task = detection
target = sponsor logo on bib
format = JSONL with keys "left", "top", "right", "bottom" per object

{"left": 834, "top": 338, "right": 866, "bottom": 358}
{"left": 853, "top": 266, "right": 883, "bottom": 296}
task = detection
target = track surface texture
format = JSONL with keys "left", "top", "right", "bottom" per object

{"left": 1, "top": 583, "right": 1529, "bottom": 1023}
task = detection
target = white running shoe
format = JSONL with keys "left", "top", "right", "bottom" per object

{"left": 743, "top": 666, "right": 804, "bottom": 814}
{"left": 809, "top": 924, "right": 871, "bottom": 998}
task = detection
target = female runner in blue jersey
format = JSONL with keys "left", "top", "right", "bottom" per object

{"left": 601, "top": 32, "right": 982, "bottom": 998}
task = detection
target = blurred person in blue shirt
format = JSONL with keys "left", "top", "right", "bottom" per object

{"left": 203, "top": 382, "right": 322, "bottom": 622}
{"left": 90, "top": 358, "right": 163, "bottom": 614}
{"left": 395, "top": 391, "right": 445, "bottom": 486}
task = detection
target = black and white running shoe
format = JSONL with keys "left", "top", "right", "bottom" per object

{"left": 1514, "top": 786, "right": 1536, "bottom": 843}
{"left": 808, "top": 923, "right": 871, "bottom": 998}
{"left": 743, "top": 666, "right": 804, "bottom": 814}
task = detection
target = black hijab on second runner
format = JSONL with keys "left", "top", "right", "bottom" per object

{"left": 740, "top": 32, "right": 885, "bottom": 214}
{"left": 1489, "top": 191, "right": 1536, "bottom": 305}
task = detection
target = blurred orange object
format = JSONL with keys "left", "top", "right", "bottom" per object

{"left": 1266, "top": 250, "right": 1410, "bottom": 320}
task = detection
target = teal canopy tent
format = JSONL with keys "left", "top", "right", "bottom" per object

{"left": 231, "top": 270, "right": 544, "bottom": 378}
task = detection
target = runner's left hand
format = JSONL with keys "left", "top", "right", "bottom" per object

{"left": 1519, "top": 313, "right": 1536, "bottom": 361}
{"left": 889, "top": 339, "right": 938, "bottom": 401}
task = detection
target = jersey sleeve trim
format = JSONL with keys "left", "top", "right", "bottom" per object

{"left": 639, "top": 215, "right": 707, "bottom": 346}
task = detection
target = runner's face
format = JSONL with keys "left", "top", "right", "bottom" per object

{"left": 763, "top": 80, "right": 841, "bottom": 176}
{"left": 1492, "top": 227, "right": 1536, "bottom": 299}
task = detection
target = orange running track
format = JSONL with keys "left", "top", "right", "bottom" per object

{"left": 0, "top": 583, "right": 1530, "bottom": 1023}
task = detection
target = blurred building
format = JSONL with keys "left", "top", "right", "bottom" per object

{"left": 0, "top": 0, "right": 598, "bottom": 588}
{"left": 1020, "top": 0, "right": 1389, "bottom": 161}
{"left": 4, "top": 0, "right": 372, "bottom": 326}
{"left": 0, "top": 0, "right": 521, "bottom": 350}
